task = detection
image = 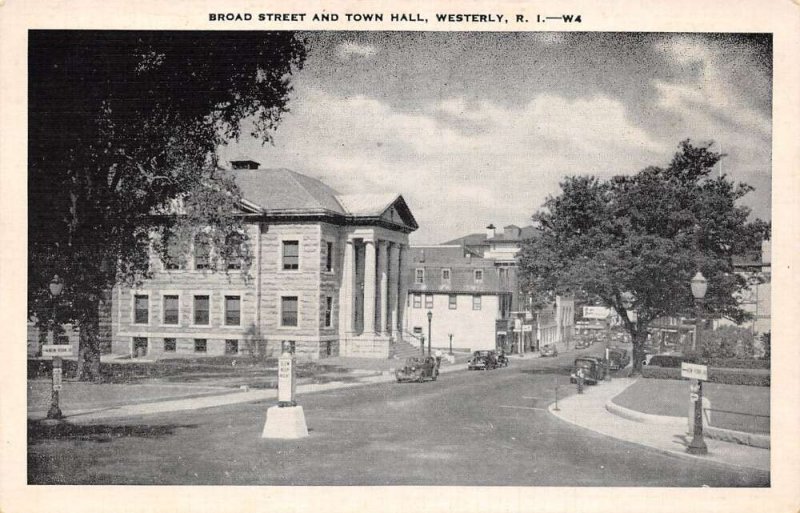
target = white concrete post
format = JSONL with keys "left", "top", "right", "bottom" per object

{"left": 389, "top": 243, "right": 400, "bottom": 337}
{"left": 363, "top": 239, "right": 377, "bottom": 334}
{"left": 378, "top": 240, "right": 389, "bottom": 334}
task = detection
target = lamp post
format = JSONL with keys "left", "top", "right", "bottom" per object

{"left": 46, "top": 274, "right": 65, "bottom": 421}
{"left": 426, "top": 311, "right": 432, "bottom": 356}
{"left": 687, "top": 271, "right": 708, "bottom": 455}
{"left": 448, "top": 333, "right": 453, "bottom": 356}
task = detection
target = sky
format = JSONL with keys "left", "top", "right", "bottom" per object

{"left": 219, "top": 32, "right": 772, "bottom": 245}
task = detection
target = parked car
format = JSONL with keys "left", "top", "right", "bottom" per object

{"left": 540, "top": 344, "right": 558, "bottom": 357}
{"left": 644, "top": 354, "right": 687, "bottom": 368}
{"left": 570, "top": 356, "right": 607, "bottom": 385}
{"left": 396, "top": 356, "right": 439, "bottom": 382}
{"left": 496, "top": 351, "right": 509, "bottom": 367}
{"left": 607, "top": 347, "right": 631, "bottom": 370}
{"left": 468, "top": 350, "right": 498, "bottom": 370}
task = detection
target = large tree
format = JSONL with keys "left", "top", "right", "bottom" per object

{"left": 519, "top": 141, "right": 769, "bottom": 374}
{"left": 28, "top": 31, "right": 306, "bottom": 380}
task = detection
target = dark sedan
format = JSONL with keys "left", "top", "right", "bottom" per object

{"left": 467, "top": 350, "right": 498, "bottom": 370}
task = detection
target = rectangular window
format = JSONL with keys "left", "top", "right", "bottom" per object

{"left": 163, "top": 295, "right": 179, "bottom": 325}
{"left": 224, "top": 295, "right": 241, "bottom": 326}
{"left": 499, "top": 268, "right": 508, "bottom": 281}
{"left": 225, "top": 233, "right": 245, "bottom": 270}
{"left": 282, "top": 340, "right": 296, "bottom": 354}
{"left": 225, "top": 339, "right": 239, "bottom": 355}
{"left": 194, "top": 339, "right": 207, "bottom": 353}
{"left": 325, "top": 241, "right": 333, "bottom": 272}
{"left": 415, "top": 268, "right": 424, "bottom": 284}
{"left": 133, "top": 337, "right": 148, "bottom": 356}
{"left": 425, "top": 294, "right": 434, "bottom": 309}
{"left": 474, "top": 269, "right": 484, "bottom": 282}
{"left": 413, "top": 293, "right": 422, "bottom": 309}
{"left": 324, "top": 296, "right": 333, "bottom": 327}
{"left": 282, "top": 240, "right": 299, "bottom": 270}
{"left": 194, "top": 295, "right": 210, "bottom": 325}
{"left": 449, "top": 295, "right": 457, "bottom": 310}
{"left": 473, "top": 295, "right": 482, "bottom": 310}
{"left": 442, "top": 268, "right": 451, "bottom": 281}
{"left": 281, "top": 296, "right": 299, "bottom": 326}
{"left": 134, "top": 294, "right": 149, "bottom": 324}
{"left": 163, "top": 338, "right": 176, "bottom": 352}
{"left": 194, "top": 234, "right": 211, "bottom": 270}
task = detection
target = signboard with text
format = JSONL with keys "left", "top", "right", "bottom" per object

{"left": 42, "top": 344, "right": 74, "bottom": 357}
{"left": 583, "top": 306, "right": 611, "bottom": 319}
{"left": 681, "top": 362, "right": 708, "bottom": 381}
{"left": 52, "top": 367, "right": 63, "bottom": 391}
{"left": 277, "top": 355, "right": 296, "bottom": 404}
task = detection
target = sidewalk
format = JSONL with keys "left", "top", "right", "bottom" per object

{"left": 549, "top": 377, "right": 770, "bottom": 474}
{"left": 29, "top": 358, "right": 468, "bottom": 425}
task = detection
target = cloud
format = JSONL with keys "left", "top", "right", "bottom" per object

{"left": 334, "top": 41, "right": 378, "bottom": 60}
{"left": 223, "top": 89, "right": 672, "bottom": 244}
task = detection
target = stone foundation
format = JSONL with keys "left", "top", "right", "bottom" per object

{"left": 341, "top": 334, "right": 391, "bottom": 358}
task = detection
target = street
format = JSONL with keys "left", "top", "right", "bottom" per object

{"left": 28, "top": 350, "right": 768, "bottom": 486}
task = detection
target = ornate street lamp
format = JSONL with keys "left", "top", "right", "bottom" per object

{"left": 427, "top": 311, "right": 433, "bottom": 356}
{"left": 687, "top": 271, "right": 708, "bottom": 455}
{"left": 46, "top": 274, "right": 65, "bottom": 421}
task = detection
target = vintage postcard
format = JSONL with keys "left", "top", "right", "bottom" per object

{"left": 1, "top": 0, "right": 798, "bottom": 512}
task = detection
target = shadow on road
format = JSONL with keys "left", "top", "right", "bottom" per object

{"left": 28, "top": 419, "right": 198, "bottom": 445}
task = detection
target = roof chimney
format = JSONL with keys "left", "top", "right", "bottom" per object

{"left": 486, "top": 224, "right": 496, "bottom": 239}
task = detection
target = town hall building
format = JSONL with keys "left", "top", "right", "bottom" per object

{"left": 110, "top": 159, "right": 418, "bottom": 360}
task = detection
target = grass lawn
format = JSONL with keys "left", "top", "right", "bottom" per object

{"left": 28, "top": 356, "right": 355, "bottom": 387}
{"left": 612, "top": 378, "right": 770, "bottom": 433}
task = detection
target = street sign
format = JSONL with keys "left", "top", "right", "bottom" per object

{"left": 681, "top": 362, "right": 708, "bottom": 381}
{"left": 277, "top": 354, "right": 296, "bottom": 404}
{"left": 42, "top": 344, "right": 74, "bottom": 357}
{"left": 52, "top": 367, "right": 63, "bottom": 391}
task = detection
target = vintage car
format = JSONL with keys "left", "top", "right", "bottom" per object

{"left": 467, "top": 350, "right": 498, "bottom": 370}
{"left": 569, "top": 356, "right": 607, "bottom": 385}
{"left": 540, "top": 344, "right": 558, "bottom": 357}
{"left": 395, "top": 356, "right": 439, "bottom": 382}
{"left": 607, "top": 347, "right": 631, "bottom": 370}
{"left": 574, "top": 339, "right": 591, "bottom": 350}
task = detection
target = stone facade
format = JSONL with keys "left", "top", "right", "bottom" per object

{"left": 110, "top": 165, "right": 418, "bottom": 360}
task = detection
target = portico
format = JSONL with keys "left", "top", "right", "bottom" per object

{"left": 339, "top": 228, "right": 409, "bottom": 358}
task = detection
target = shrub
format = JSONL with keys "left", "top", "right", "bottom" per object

{"left": 700, "top": 326, "right": 757, "bottom": 359}
{"left": 642, "top": 364, "right": 769, "bottom": 386}
{"left": 706, "top": 358, "right": 770, "bottom": 370}
{"left": 760, "top": 332, "right": 771, "bottom": 360}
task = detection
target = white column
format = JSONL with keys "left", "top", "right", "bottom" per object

{"left": 389, "top": 243, "right": 400, "bottom": 337}
{"left": 378, "top": 240, "right": 389, "bottom": 334}
{"left": 397, "top": 244, "right": 408, "bottom": 337}
{"left": 339, "top": 238, "right": 356, "bottom": 338}
{"left": 363, "top": 239, "right": 377, "bottom": 334}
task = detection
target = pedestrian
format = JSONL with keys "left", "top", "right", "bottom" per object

{"left": 434, "top": 349, "right": 443, "bottom": 369}
{"left": 576, "top": 367, "right": 585, "bottom": 394}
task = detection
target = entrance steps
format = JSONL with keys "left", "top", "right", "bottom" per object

{"left": 391, "top": 337, "right": 423, "bottom": 359}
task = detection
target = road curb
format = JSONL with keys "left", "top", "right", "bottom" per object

{"left": 605, "top": 398, "right": 770, "bottom": 449}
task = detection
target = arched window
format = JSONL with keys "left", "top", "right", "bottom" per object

{"left": 194, "top": 233, "right": 211, "bottom": 270}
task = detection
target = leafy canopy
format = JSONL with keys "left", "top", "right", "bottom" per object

{"left": 28, "top": 31, "right": 306, "bottom": 327}
{"left": 519, "top": 141, "right": 769, "bottom": 334}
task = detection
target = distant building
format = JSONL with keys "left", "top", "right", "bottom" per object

{"left": 110, "top": 160, "right": 418, "bottom": 360}
{"left": 404, "top": 246, "right": 513, "bottom": 352}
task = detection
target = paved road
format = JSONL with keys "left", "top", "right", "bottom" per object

{"left": 28, "top": 349, "right": 768, "bottom": 486}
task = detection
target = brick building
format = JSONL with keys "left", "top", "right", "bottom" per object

{"left": 111, "top": 160, "right": 418, "bottom": 360}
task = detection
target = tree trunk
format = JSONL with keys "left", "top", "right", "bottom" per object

{"left": 630, "top": 330, "right": 648, "bottom": 376}
{"left": 76, "top": 303, "right": 102, "bottom": 382}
